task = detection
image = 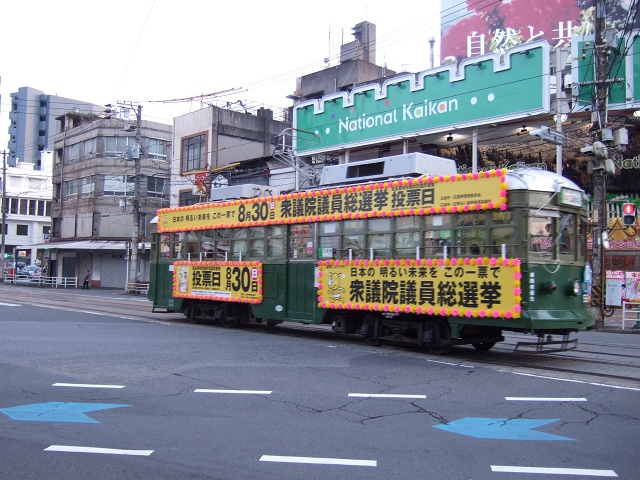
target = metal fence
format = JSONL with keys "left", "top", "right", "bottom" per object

{"left": 2, "top": 275, "right": 78, "bottom": 288}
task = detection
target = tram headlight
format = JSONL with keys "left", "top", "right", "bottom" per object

{"left": 569, "top": 280, "right": 581, "bottom": 296}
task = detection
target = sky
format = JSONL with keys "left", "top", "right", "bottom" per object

{"left": 0, "top": 0, "right": 442, "bottom": 144}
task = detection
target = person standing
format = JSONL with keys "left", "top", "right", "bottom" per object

{"left": 83, "top": 270, "right": 91, "bottom": 289}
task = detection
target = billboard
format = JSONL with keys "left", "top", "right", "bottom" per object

{"left": 440, "top": 0, "right": 594, "bottom": 61}
{"left": 294, "top": 42, "right": 549, "bottom": 155}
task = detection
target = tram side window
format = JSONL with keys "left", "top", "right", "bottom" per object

{"left": 395, "top": 217, "right": 422, "bottom": 258}
{"left": 319, "top": 222, "right": 340, "bottom": 259}
{"left": 491, "top": 227, "right": 515, "bottom": 256}
{"left": 201, "top": 231, "right": 216, "bottom": 258}
{"left": 490, "top": 211, "right": 514, "bottom": 256}
{"left": 456, "top": 212, "right": 488, "bottom": 256}
{"left": 343, "top": 220, "right": 364, "bottom": 259}
{"left": 368, "top": 218, "right": 392, "bottom": 258}
{"left": 267, "top": 225, "right": 285, "bottom": 259}
{"left": 530, "top": 215, "right": 555, "bottom": 256}
{"left": 231, "top": 228, "right": 248, "bottom": 261}
{"left": 289, "top": 224, "right": 314, "bottom": 259}
{"left": 185, "top": 231, "right": 199, "bottom": 259}
{"left": 173, "top": 232, "right": 185, "bottom": 259}
{"left": 160, "top": 234, "right": 171, "bottom": 258}
{"left": 559, "top": 213, "right": 575, "bottom": 256}
{"left": 423, "top": 215, "right": 452, "bottom": 257}
{"left": 248, "top": 227, "right": 265, "bottom": 259}
{"left": 216, "top": 229, "right": 231, "bottom": 260}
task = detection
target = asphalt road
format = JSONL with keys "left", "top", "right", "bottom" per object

{"left": 0, "top": 284, "right": 638, "bottom": 479}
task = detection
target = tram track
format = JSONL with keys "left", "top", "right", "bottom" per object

{"left": 2, "top": 284, "right": 639, "bottom": 389}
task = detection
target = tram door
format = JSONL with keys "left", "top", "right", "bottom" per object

{"left": 285, "top": 224, "right": 318, "bottom": 322}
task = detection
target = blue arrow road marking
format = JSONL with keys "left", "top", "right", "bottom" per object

{"left": 433, "top": 417, "right": 575, "bottom": 441}
{"left": 0, "top": 402, "right": 129, "bottom": 423}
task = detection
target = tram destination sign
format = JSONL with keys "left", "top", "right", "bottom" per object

{"left": 318, "top": 257, "right": 522, "bottom": 319}
{"left": 158, "top": 169, "right": 507, "bottom": 233}
{"left": 293, "top": 42, "right": 549, "bottom": 155}
{"left": 173, "top": 261, "right": 263, "bottom": 303}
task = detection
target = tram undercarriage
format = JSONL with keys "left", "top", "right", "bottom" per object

{"left": 180, "top": 300, "right": 580, "bottom": 354}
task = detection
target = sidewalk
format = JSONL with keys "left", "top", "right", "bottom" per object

{"left": 601, "top": 307, "right": 640, "bottom": 332}
{"left": 0, "top": 282, "right": 145, "bottom": 298}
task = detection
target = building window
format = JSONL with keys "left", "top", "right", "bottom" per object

{"left": 181, "top": 134, "right": 206, "bottom": 173}
{"left": 45, "top": 201, "right": 51, "bottom": 217}
{"left": 147, "top": 176, "right": 167, "bottom": 198}
{"left": 28, "top": 200, "right": 36, "bottom": 215}
{"left": 67, "top": 143, "right": 80, "bottom": 161}
{"left": 105, "top": 136, "right": 131, "bottom": 158}
{"left": 42, "top": 226, "right": 50, "bottom": 235}
{"left": 148, "top": 138, "right": 167, "bottom": 161}
{"left": 9, "top": 198, "right": 18, "bottom": 214}
{"left": 64, "top": 179, "right": 79, "bottom": 201}
{"left": 179, "top": 190, "right": 199, "bottom": 206}
{"left": 103, "top": 175, "right": 135, "bottom": 196}
{"left": 19, "top": 199, "right": 27, "bottom": 215}
{"left": 83, "top": 138, "right": 97, "bottom": 158}
{"left": 16, "top": 224, "right": 28, "bottom": 236}
{"left": 37, "top": 201, "right": 45, "bottom": 216}
{"left": 81, "top": 176, "right": 95, "bottom": 198}
{"left": 2, "top": 224, "right": 7, "bottom": 235}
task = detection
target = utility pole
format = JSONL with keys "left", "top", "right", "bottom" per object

{"left": 0, "top": 150, "right": 7, "bottom": 282}
{"left": 590, "top": 0, "right": 610, "bottom": 329}
{"left": 129, "top": 105, "right": 142, "bottom": 285}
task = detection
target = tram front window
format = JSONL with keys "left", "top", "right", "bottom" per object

{"left": 529, "top": 215, "right": 555, "bottom": 257}
{"left": 559, "top": 213, "right": 575, "bottom": 256}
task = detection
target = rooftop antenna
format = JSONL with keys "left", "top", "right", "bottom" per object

{"left": 326, "top": 24, "right": 331, "bottom": 67}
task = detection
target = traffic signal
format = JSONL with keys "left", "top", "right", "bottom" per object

{"left": 622, "top": 203, "right": 636, "bottom": 226}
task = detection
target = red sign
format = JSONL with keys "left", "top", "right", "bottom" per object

{"left": 440, "top": 0, "right": 591, "bottom": 60}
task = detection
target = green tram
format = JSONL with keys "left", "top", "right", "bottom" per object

{"left": 149, "top": 154, "right": 594, "bottom": 354}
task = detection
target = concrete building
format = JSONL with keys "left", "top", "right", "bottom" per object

{"left": 171, "top": 105, "right": 290, "bottom": 205}
{"left": 23, "top": 111, "right": 172, "bottom": 288}
{"left": 7, "top": 86, "right": 104, "bottom": 167}
{"left": 0, "top": 151, "right": 53, "bottom": 266}
{"left": 289, "top": 21, "right": 395, "bottom": 104}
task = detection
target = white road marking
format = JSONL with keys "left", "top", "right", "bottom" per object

{"left": 348, "top": 393, "right": 426, "bottom": 399}
{"left": 45, "top": 445, "right": 153, "bottom": 456}
{"left": 505, "top": 397, "right": 587, "bottom": 402}
{"left": 491, "top": 465, "right": 617, "bottom": 476}
{"left": 194, "top": 389, "right": 272, "bottom": 394}
{"left": 500, "top": 370, "right": 640, "bottom": 392}
{"left": 0, "top": 302, "right": 20, "bottom": 306}
{"left": 27, "top": 303, "right": 174, "bottom": 325}
{"left": 260, "top": 455, "right": 376, "bottom": 466}
{"left": 52, "top": 383, "right": 125, "bottom": 389}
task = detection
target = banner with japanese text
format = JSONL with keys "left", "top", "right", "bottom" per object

{"left": 173, "top": 261, "right": 262, "bottom": 303}
{"left": 158, "top": 170, "right": 507, "bottom": 233}
{"left": 317, "top": 257, "right": 522, "bottom": 319}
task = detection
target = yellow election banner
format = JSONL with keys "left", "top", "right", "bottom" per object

{"left": 173, "top": 261, "right": 263, "bottom": 303}
{"left": 318, "top": 257, "right": 522, "bottom": 319}
{"left": 158, "top": 169, "right": 507, "bottom": 232}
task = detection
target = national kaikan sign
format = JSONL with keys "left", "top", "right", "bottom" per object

{"left": 293, "top": 41, "right": 549, "bottom": 155}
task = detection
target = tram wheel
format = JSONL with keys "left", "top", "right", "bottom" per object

{"left": 188, "top": 304, "right": 200, "bottom": 324}
{"left": 472, "top": 342, "right": 496, "bottom": 351}
{"left": 364, "top": 337, "right": 382, "bottom": 346}
{"left": 424, "top": 318, "right": 452, "bottom": 355}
